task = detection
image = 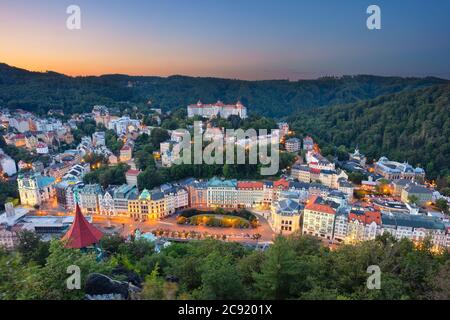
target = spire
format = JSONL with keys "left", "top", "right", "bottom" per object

{"left": 62, "top": 204, "right": 103, "bottom": 249}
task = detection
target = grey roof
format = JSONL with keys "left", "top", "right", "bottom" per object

{"left": 151, "top": 191, "right": 165, "bottom": 201}
{"left": 277, "top": 199, "right": 303, "bottom": 215}
{"left": 381, "top": 213, "right": 445, "bottom": 230}
{"left": 404, "top": 184, "right": 433, "bottom": 195}
{"left": 289, "top": 181, "right": 310, "bottom": 190}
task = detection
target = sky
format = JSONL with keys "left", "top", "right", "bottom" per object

{"left": 0, "top": 0, "right": 449, "bottom": 80}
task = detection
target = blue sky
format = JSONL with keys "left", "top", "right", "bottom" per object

{"left": 0, "top": 0, "right": 449, "bottom": 79}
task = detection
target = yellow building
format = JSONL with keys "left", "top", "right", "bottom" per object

{"left": 270, "top": 198, "right": 302, "bottom": 235}
{"left": 128, "top": 189, "right": 166, "bottom": 221}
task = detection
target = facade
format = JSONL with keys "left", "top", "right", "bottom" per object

{"left": 188, "top": 181, "right": 208, "bottom": 208}
{"left": 270, "top": 196, "right": 303, "bottom": 235}
{"left": 375, "top": 157, "right": 425, "bottom": 182}
{"left": 207, "top": 178, "right": 238, "bottom": 208}
{"left": 126, "top": 169, "right": 140, "bottom": 186}
{"left": 128, "top": 189, "right": 167, "bottom": 221}
{"left": 278, "top": 122, "right": 289, "bottom": 137}
{"left": 237, "top": 181, "right": 264, "bottom": 208}
{"left": 349, "top": 148, "right": 367, "bottom": 167}
{"left": 113, "top": 184, "right": 139, "bottom": 215}
{"left": 78, "top": 184, "right": 102, "bottom": 215}
{"left": 98, "top": 187, "right": 116, "bottom": 216}
{"left": 291, "top": 164, "right": 311, "bottom": 183}
{"left": 120, "top": 145, "right": 133, "bottom": 162}
{"left": 302, "top": 196, "right": 338, "bottom": 240}
{"left": 303, "top": 136, "right": 314, "bottom": 151}
{"left": 381, "top": 212, "right": 446, "bottom": 247}
{"left": 285, "top": 138, "right": 301, "bottom": 153}
{"left": 0, "top": 150, "right": 16, "bottom": 176}
{"left": 401, "top": 184, "right": 433, "bottom": 205}
{"left": 18, "top": 172, "right": 55, "bottom": 206}
{"left": 187, "top": 100, "right": 247, "bottom": 119}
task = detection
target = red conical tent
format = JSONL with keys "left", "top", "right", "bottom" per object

{"left": 62, "top": 204, "right": 103, "bottom": 249}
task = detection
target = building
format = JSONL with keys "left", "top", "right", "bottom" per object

{"left": 237, "top": 181, "right": 264, "bottom": 208}
{"left": 278, "top": 122, "right": 289, "bottom": 137}
{"left": 270, "top": 195, "right": 303, "bottom": 235}
{"left": 92, "top": 131, "right": 106, "bottom": 147}
{"left": 207, "top": 177, "right": 238, "bottom": 208}
{"left": 345, "top": 208, "right": 382, "bottom": 244}
{"left": 113, "top": 184, "right": 139, "bottom": 215}
{"left": 55, "top": 180, "right": 82, "bottom": 208}
{"left": 128, "top": 189, "right": 166, "bottom": 221}
{"left": 187, "top": 100, "right": 247, "bottom": 119}
{"left": 285, "top": 138, "right": 301, "bottom": 153}
{"left": 375, "top": 157, "right": 425, "bottom": 183}
{"left": 18, "top": 172, "right": 56, "bottom": 206}
{"left": 401, "top": 184, "right": 433, "bottom": 205}
{"left": 108, "top": 116, "right": 141, "bottom": 135}
{"left": 381, "top": 212, "right": 446, "bottom": 247}
{"left": 307, "top": 151, "right": 335, "bottom": 171}
{"left": 349, "top": 148, "right": 367, "bottom": 167}
{"left": 188, "top": 181, "right": 208, "bottom": 208}
{"left": 62, "top": 204, "right": 103, "bottom": 249}
{"left": 126, "top": 169, "right": 140, "bottom": 187}
{"left": 291, "top": 164, "right": 311, "bottom": 183}
{"left": 303, "top": 136, "right": 314, "bottom": 151}
{"left": 0, "top": 149, "right": 16, "bottom": 176}
{"left": 98, "top": 186, "right": 116, "bottom": 216}
{"left": 119, "top": 145, "right": 133, "bottom": 162}
{"left": 162, "top": 186, "right": 189, "bottom": 214}
{"left": 302, "top": 196, "right": 338, "bottom": 240}
{"left": 78, "top": 184, "right": 102, "bottom": 215}
{"left": 337, "top": 178, "right": 355, "bottom": 201}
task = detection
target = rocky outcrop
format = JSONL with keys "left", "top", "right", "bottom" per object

{"left": 85, "top": 273, "right": 141, "bottom": 300}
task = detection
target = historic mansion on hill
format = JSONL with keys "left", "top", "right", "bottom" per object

{"left": 187, "top": 100, "right": 247, "bottom": 119}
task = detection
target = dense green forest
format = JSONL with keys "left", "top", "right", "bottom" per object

{"left": 0, "top": 63, "right": 447, "bottom": 117}
{"left": 289, "top": 84, "right": 450, "bottom": 179}
{"left": 1, "top": 231, "right": 448, "bottom": 300}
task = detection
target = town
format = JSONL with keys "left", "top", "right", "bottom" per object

{"left": 0, "top": 101, "right": 449, "bottom": 253}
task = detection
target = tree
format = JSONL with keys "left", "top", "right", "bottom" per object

{"left": 141, "top": 264, "right": 165, "bottom": 300}
{"left": 194, "top": 252, "right": 246, "bottom": 300}
{"left": 408, "top": 195, "right": 420, "bottom": 205}
{"left": 253, "top": 236, "right": 301, "bottom": 299}
{"left": 16, "top": 230, "right": 50, "bottom": 266}
{"left": 32, "top": 241, "right": 112, "bottom": 300}
{"left": 435, "top": 198, "right": 449, "bottom": 214}
{"left": 150, "top": 128, "right": 170, "bottom": 147}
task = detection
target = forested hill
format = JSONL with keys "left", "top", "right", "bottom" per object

{"left": 0, "top": 62, "right": 447, "bottom": 117}
{"left": 288, "top": 84, "right": 450, "bottom": 179}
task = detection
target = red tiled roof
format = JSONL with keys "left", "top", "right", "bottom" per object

{"left": 274, "top": 178, "right": 289, "bottom": 189}
{"left": 62, "top": 204, "right": 103, "bottom": 249}
{"left": 305, "top": 196, "right": 336, "bottom": 215}
{"left": 126, "top": 169, "right": 140, "bottom": 176}
{"left": 349, "top": 210, "right": 382, "bottom": 225}
{"left": 237, "top": 181, "right": 264, "bottom": 189}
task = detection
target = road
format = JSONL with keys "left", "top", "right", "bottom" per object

{"left": 33, "top": 203, "right": 276, "bottom": 244}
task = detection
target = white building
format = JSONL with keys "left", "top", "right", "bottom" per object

{"left": 92, "top": 132, "right": 106, "bottom": 147}
{"left": 0, "top": 149, "right": 17, "bottom": 176}
{"left": 36, "top": 142, "right": 49, "bottom": 155}
{"left": 187, "top": 100, "right": 247, "bottom": 119}
{"left": 285, "top": 138, "right": 301, "bottom": 153}
{"left": 18, "top": 172, "right": 56, "bottom": 206}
